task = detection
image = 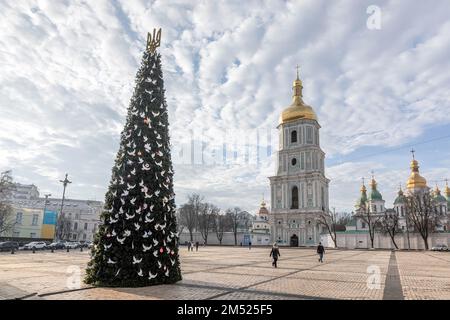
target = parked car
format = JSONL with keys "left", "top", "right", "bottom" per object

{"left": 64, "top": 242, "right": 80, "bottom": 249}
{"left": 22, "top": 241, "right": 47, "bottom": 250}
{"left": 431, "top": 244, "right": 449, "bottom": 251}
{"left": 0, "top": 241, "right": 19, "bottom": 252}
{"left": 47, "top": 241, "right": 66, "bottom": 250}
{"left": 79, "top": 242, "right": 90, "bottom": 248}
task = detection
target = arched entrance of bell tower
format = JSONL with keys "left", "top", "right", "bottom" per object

{"left": 290, "top": 234, "right": 299, "bottom": 247}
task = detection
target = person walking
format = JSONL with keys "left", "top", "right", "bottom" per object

{"left": 269, "top": 243, "right": 280, "bottom": 268}
{"left": 195, "top": 241, "right": 199, "bottom": 252}
{"left": 248, "top": 241, "right": 252, "bottom": 250}
{"left": 187, "top": 241, "right": 191, "bottom": 252}
{"left": 317, "top": 242, "right": 325, "bottom": 263}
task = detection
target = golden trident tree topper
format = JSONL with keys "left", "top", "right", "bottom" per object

{"left": 147, "top": 28, "right": 161, "bottom": 53}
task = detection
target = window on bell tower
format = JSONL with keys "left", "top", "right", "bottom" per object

{"left": 291, "top": 130, "right": 297, "bottom": 143}
{"left": 291, "top": 186, "right": 299, "bottom": 209}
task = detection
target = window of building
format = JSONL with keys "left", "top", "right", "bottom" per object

{"left": 362, "top": 222, "right": 366, "bottom": 228}
{"left": 83, "top": 234, "right": 87, "bottom": 240}
{"left": 291, "top": 130, "right": 297, "bottom": 143}
{"left": 30, "top": 232, "right": 36, "bottom": 238}
{"left": 32, "top": 214, "right": 39, "bottom": 226}
{"left": 74, "top": 222, "right": 78, "bottom": 231}
{"left": 13, "top": 231, "right": 20, "bottom": 237}
{"left": 84, "top": 223, "right": 88, "bottom": 230}
{"left": 291, "top": 186, "right": 299, "bottom": 209}
{"left": 72, "top": 234, "right": 77, "bottom": 240}
{"left": 291, "top": 158, "right": 297, "bottom": 166}
{"left": 16, "top": 212, "right": 23, "bottom": 224}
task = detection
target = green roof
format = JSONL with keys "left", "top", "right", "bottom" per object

{"left": 394, "top": 194, "right": 405, "bottom": 205}
{"left": 336, "top": 230, "right": 369, "bottom": 234}
{"left": 369, "top": 189, "right": 383, "bottom": 201}
{"left": 434, "top": 194, "right": 447, "bottom": 203}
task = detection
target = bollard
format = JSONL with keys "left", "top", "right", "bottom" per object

{"left": 11, "top": 248, "right": 15, "bottom": 254}
{"left": 32, "top": 247, "right": 35, "bottom": 254}
{"left": 51, "top": 248, "right": 54, "bottom": 253}
{"left": 67, "top": 247, "right": 70, "bottom": 252}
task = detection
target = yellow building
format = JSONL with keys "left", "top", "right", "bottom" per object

{"left": 9, "top": 207, "right": 44, "bottom": 239}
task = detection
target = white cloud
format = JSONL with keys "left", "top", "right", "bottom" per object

{"left": 1, "top": 0, "right": 450, "bottom": 212}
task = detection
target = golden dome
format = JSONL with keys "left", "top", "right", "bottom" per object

{"left": 258, "top": 198, "right": 269, "bottom": 215}
{"left": 406, "top": 159, "right": 427, "bottom": 190}
{"left": 279, "top": 71, "right": 317, "bottom": 124}
{"left": 260, "top": 198, "right": 266, "bottom": 208}
{"left": 360, "top": 184, "right": 367, "bottom": 193}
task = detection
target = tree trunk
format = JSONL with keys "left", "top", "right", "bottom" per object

{"left": 369, "top": 232, "right": 375, "bottom": 249}
{"left": 423, "top": 235, "right": 429, "bottom": 250}
{"left": 332, "top": 230, "right": 337, "bottom": 248}
{"left": 189, "top": 229, "right": 193, "bottom": 242}
{"left": 390, "top": 235, "right": 398, "bottom": 249}
{"left": 234, "top": 231, "right": 237, "bottom": 246}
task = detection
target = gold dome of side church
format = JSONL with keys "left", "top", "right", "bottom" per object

{"left": 406, "top": 155, "right": 427, "bottom": 190}
{"left": 279, "top": 67, "right": 317, "bottom": 124}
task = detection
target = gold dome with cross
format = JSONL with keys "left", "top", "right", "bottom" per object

{"left": 280, "top": 65, "right": 317, "bottom": 124}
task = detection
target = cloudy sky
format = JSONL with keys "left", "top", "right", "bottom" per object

{"left": 1, "top": 0, "right": 450, "bottom": 213}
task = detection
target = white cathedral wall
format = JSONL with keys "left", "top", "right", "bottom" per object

{"left": 334, "top": 232, "right": 450, "bottom": 249}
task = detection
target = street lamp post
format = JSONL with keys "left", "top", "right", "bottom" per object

{"left": 57, "top": 174, "right": 72, "bottom": 242}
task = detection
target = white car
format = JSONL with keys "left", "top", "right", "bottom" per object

{"left": 64, "top": 242, "right": 79, "bottom": 249}
{"left": 23, "top": 241, "right": 47, "bottom": 250}
{"left": 431, "top": 244, "right": 449, "bottom": 251}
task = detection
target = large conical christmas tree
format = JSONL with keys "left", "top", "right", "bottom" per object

{"left": 85, "top": 29, "right": 182, "bottom": 287}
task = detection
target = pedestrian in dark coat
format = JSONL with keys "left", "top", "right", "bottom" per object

{"left": 317, "top": 242, "right": 325, "bottom": 263}
{"left": 195, "top": 241, "right": 199, "bottom": 251}
{"left": 187, "top": 241, "right": 191, "bottom": 251}
{"left": 249, "top": 241, "right": 252, "bottom": 250}
{"left": 269, "top": 243, "right": 281, "bottom": 268}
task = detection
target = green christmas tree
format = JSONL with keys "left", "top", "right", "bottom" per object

{"left": 85, "top": 29, "right": 182, "bottom": 287}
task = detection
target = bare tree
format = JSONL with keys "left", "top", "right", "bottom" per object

{"left": 55, "top": 214, "right": 73, "bottom": 241}
{"left": 378, "top": 209, "right": 400, "bottom": 249}
{"left": 226, "top": 207, "right": 242, "bottom": 246}
{"left": 358, "top": 203, "right": 382, "bottom": 249}
{"left": 198, "top": 203, "right": 217, "bottom": 245}
{"left": 179, "top": 204, "right": 195, "bottom": 241}
{"left": 0, "top": 170, "right": 16, "bottom": 236}
{"left": 213, "top": 210, "right": 229, "bottom": 245}
{"left": 179, "top": 194, "right": 203, "bottom": 241}
{"left": 405, "top": 192, "right": 439, "bottom": 250}
{"left": 239, "top": 211, "right": 253, "bottom": 232}
{"left": 336, "top": 212, "right": 352, "bottom": 230}
{"left": 318, "top": 209, "right": 338, "bottom": 248}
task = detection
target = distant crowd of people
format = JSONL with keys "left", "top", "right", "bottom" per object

{"left": 186, "top": 241, "right": 200, "bottom": 251}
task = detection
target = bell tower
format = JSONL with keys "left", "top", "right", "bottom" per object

{"left": 269, "top": 67, "right": 330, "bottom": 246}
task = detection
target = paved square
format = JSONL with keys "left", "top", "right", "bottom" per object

{"left": 0, "top": 247, "right": 449, "bottom": 300}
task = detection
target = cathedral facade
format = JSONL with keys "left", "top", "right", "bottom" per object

{"left": 268, "top": 71, "right": 329, "bottom": 246}
{"left": 350, "top": 155, "right": 449, "bottom": 234}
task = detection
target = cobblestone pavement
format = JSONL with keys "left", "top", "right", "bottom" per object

{"left": 0, "top": 247, "right": 449, "bottom": 300}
